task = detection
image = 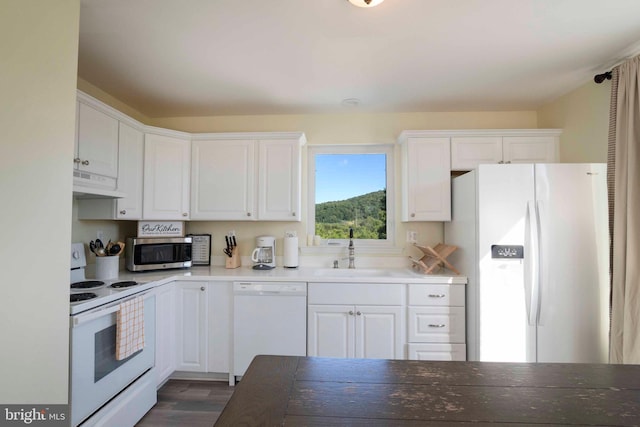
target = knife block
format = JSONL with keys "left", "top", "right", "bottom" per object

{"left": 225, "top": 247, "right": 241, "bottom": 269}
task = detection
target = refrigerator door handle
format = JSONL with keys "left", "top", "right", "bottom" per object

{"left": 535, "top": 200, "right": 544, "bottom": 326}
{"left": 525, "top": 200, "right": 540, "bottom": 326}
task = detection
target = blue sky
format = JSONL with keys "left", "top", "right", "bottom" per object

{"left": 315, "top": 154, "right": 386, "bottom": 204}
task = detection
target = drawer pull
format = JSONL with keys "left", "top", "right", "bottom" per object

{"left": 428, "top": 324, "right": 446, "bottom": 328}
{"left": 428, "top": 294, "right": 446, "bottom": 298}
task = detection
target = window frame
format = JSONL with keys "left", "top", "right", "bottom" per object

{"left": 307, "top": 144, "right": 395, "bottom": 249}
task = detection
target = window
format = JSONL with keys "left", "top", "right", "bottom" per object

{"left": 307, "top": 145, "right": 394, "bottom": 247}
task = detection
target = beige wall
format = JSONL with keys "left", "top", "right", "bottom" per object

{"left": 0, "top": 0, "right": 80, "bottom": 403}
{"left": 538, "top": 80, "right": 611, "bottom": 162}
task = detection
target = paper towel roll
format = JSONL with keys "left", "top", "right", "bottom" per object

{"left": 283, "top": 236, "right": 299, "bottom": 268}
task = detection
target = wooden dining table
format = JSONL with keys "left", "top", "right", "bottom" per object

{"left": 214, "top": 355, "right": 640, "bottom": 426}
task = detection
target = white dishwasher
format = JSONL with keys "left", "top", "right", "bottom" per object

{"left": 233, "top": 281, "right": 307, "bottom": 377}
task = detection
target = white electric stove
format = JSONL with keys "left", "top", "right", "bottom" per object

{"left": 68, "top": 242, "right": 157, "bottom": 427}
{"left": 70, "top": 242, "right": 154, "bottom": 315}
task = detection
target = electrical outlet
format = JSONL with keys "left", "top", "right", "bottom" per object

{"left": 97, "top": 230, "right": 104, "bottom": 242}
{"left": 406, "top": 231, "right": 417, "bottom": 243}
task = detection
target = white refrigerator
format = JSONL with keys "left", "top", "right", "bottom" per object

{"left": 445, "top": 163, "right": 609, "bottom": 363}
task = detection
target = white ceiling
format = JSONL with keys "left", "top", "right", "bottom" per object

{"left": 78, "top": 0, "right": 640, "bottom": 118}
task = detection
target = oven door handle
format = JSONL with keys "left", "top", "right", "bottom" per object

{"left": 73, "top": 305, "right": 120, "bottom": 327}
{"left": 72, "top": 292, "right": 153, "bottom": 328}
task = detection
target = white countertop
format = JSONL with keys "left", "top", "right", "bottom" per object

{"left": 71, "top": 266, "right": 466, "bottom": 315}
{"left": 112, "top": 265, "right": 467, "bottom": 286}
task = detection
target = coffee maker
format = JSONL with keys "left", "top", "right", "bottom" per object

{"left": 251, "top": 235, "right": 276, "bottom": 270}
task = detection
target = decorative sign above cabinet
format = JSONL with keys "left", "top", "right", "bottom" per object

{"left": 137, "top": 221, "right": 185, "bottom": 237}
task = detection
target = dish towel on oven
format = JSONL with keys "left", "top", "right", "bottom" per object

{"left": 116, "top": 296, "right": 145, "bottom": 360}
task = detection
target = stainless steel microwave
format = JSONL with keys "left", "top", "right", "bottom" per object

{"left": 125, "top": 237, "right": 192, "bottom": 271}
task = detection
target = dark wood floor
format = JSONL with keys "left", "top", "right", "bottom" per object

{"left": 136, "top": 380, "right": 234, "bottom": 427}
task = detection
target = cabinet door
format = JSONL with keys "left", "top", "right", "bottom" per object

{"left": 258, "top": 139, "right": 301, "bottom": 221}
{"left": 175, "top": 282, "right": 208, "bottom": 372}
{"left": 77, "top": 102, "right": 119, "bottom": 178}
{"left": 143, "top": 133, "right": 191, "bottom": 220}
{"left": 208, "top": 282, "right": 232, "bottom": 374}
{"left": 115, "top": 122, "right": 144, "bottom": 219}
{"left": 408, "top": 306, "right": 465, "bottom": 343}
{"left": 355, "top": 305, "right": 404, "bottom": 360}
{"left": 154, "top": 284, "right": 176, "bottom": 386}
{"left": 403, "top": 137, "right": 451, "bottom": 221}
{"left": 308, "top": 305, "right": 355, "bottom": 358}
{"left": 451, "top": 136, "right": 502, "bottom": 171}
{"left": 191, "top": 139, "right": 255, "bottom": 220}
{"left": 502, "top": 136, "right": 558, "bottom": 164}
{"left": 407, "top": 343, "right": 466, "bottom": 361}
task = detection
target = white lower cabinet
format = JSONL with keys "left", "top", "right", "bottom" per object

{"left": 154, "top": 284, "right": 176, "bottom": 387}
{"left": 175, "top": 282, "right": 208, "bottom": 372}
{"left": 157, "top": 281, "right": 231, "bottom": 381}
{"left": 307, "top": 283, "right": 405, "bottom": 360}
{"left": 407, "top": 284, "right": 466, "bottom": 361}
{"left": 407, "top": 343, "right": 467, "bottom": 361}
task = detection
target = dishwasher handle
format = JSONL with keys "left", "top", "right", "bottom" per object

{"left": 233, "top": 282, "right": 307, "bottom": 296}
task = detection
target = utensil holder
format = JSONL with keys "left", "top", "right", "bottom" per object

{"left": 225, "top": 247, "right": 241, "bottom": 269}
{"left": 96, "top": 255, "right": 119, "bottom": 279}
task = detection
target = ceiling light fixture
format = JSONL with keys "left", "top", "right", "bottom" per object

{"left": 348, "top": 0, "right": 385, "bottom": 8}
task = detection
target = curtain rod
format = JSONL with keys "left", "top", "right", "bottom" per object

{"left": 594, "top": 71, "right": 612, "bottom": 84}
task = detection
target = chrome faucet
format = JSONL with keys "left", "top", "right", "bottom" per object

{"left": 348, "top": 227, "right": 355, "bottom": 269}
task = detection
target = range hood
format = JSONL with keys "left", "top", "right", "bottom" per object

{"left": 72, "top": 171, "right": 126, "bottom": 198}
{"left": 73, "top": 185, "right": 126, "bottom": 199}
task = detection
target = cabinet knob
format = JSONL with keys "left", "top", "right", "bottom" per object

{"left": 73, "top": 157, "right": 81, "bottom": 164}
{"left": 498, "top": 160, "right": 504, "bottom": 164}
{"left": 247, "top": 212, "right": 252, "bottom": 217}
{"left": 119, "top": 210, "right": 126, "bottom": 215}
{"left": 349, "top": 310, "right": 354, "bottom": 316}
{"left": 182, "top": 213, "right": 188, "bottom": 217}
{"left": 81, "top": 160, "right": 90, "bottom": 166}
{"left": 356, "top": 311, "right": 362, "bottom": 316}
{"left": 410, "top": 213, "right": 415, "bottom": 218}
{"left": 200, "top": 286, "right": 205, "bottom": 291}
{"left": 292, "top": 212, "right": 296, "bottom": 216}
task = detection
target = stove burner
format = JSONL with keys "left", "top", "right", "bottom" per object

{"left": 71, "top": 280, "right": 105, "bottom": 290}
{"left": 110, "top": 281, "right": 139, "bottom": 289}
{"left": 70, "top": 292, "right": 97, "bottom": 303}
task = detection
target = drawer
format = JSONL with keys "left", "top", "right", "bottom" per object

{"left": 407, "top": 343, "right": 466, "bottom": 361}
{"left": 308, "top": 283, "right": 404, "bottom": 305}
{"left": 408, "top": 306, "right": 465, "bottom": 343}
{"left": 408, "top": 284, "right": 465, "bottom": 306}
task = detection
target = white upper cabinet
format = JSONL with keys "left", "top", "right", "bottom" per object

{"left": 190, "top": 132, "right": 305, "bottom": 221}
{"left": 502, "top": 135, "right": 559, "bottom": 164}
{"left": 143, "top": 132, "right": 191, "bottom": 220}
{"left": 114, "top": 122, "right": 144, "bottom": 219}
{"left": 258, "top": 138, "right": 301, "bottom": 221}
{"left": 77, "top": 121, "right": 144, "bottom": 220}
{"left": 75, "top": 100, "right": 119, "bottom": 178}
{"left": 450, "top": 130, "right": 561, "bottom": 171}
{"left": 191, "top": 139, "right": 255, "bottom": 220}
{"left": 398, "top": 134, "right": 451, "bottom": 222}
{"left": 450, "top": 136, "right": 502, "bottom": 170}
